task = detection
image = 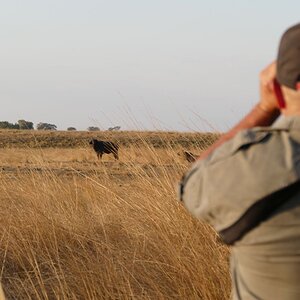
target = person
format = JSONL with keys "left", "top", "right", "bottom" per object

{"left": 179, "top": 23, "right": 300, "bottom": 300}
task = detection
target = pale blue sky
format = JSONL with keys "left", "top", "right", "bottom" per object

{"left": 0, "top": 1, "right": 299, "bottom": 131}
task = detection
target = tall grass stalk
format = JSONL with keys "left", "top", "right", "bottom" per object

{"left": 0, "top": 131, "right": 230, "bottom": 299}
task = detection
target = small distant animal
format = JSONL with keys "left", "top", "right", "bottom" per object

{"left": 89, "top": 139, "right": 119, "bottom": 160}
{"left": 180, "top": 150, "right": 199, "bottom": 163}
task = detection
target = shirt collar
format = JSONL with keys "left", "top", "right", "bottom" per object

{"left": 272, "top": 115, "right": 300, "bottom": 130}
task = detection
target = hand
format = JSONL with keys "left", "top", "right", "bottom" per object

{"left": 259, "top": 61, "right": 281, "bottom": 114}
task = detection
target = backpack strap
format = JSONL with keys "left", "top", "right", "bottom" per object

{"left": 219, "top": 181, "right": 300, "bottom": 245}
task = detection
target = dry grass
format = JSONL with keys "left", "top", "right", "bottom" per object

{"left": 0, "top": 129, "right": 220, "bottom": 149}
{"left": 0, "top": 131, "right": 230, "bottom": 300}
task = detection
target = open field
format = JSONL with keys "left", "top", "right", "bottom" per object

{"left": 0, "top": 130, "right": 230, "bottom": 299}
{"left": 0, "top": 130, "right": 219, "bottom": 149}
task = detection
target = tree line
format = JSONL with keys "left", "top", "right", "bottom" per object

{"left": 0, "top": 120, "right": 121, "bottom": 131}
{"left": 0, "top": 120, "right": 58, "bottom": 130}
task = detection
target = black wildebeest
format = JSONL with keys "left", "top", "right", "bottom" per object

{"left": 89, "top": 139, "right": 119, "bottom": 160}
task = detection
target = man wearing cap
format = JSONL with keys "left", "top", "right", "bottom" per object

{"left": 179, "top": 23, "right": 300, "bottom": 299}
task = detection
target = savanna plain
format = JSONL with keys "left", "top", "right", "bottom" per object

{"left": 0, "top": 130, "right": 231, "bottom": 300}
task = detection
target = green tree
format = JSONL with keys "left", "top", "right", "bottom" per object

{"left": 0, "top": 121, "right": 19, "bottom": 129}
{"left": 87, "top": 126, "right": 100, "bottom": 131}
{"left": 18, "top": 120, "right": 34, "bottom": 130}
{"left": 36, "top": 123, "right": 57, "bottom": 131}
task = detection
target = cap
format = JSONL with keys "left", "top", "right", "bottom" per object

{"left": 277, "top": 23, "right": 300, "bottom": 90}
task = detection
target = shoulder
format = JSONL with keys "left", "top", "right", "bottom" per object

{"left": 207, "top": 126, "right": 283, "bottom": 165}
{"left": 179, "top": 125, "right": 299, "bottom": 232}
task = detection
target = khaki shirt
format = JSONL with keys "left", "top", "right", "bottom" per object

{"left": 181, "top": 116, "right": 300, "bottom": 300}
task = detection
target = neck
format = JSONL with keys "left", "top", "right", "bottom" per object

{"left": 281, "top": 109, "right": 300, "bottom": 116}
